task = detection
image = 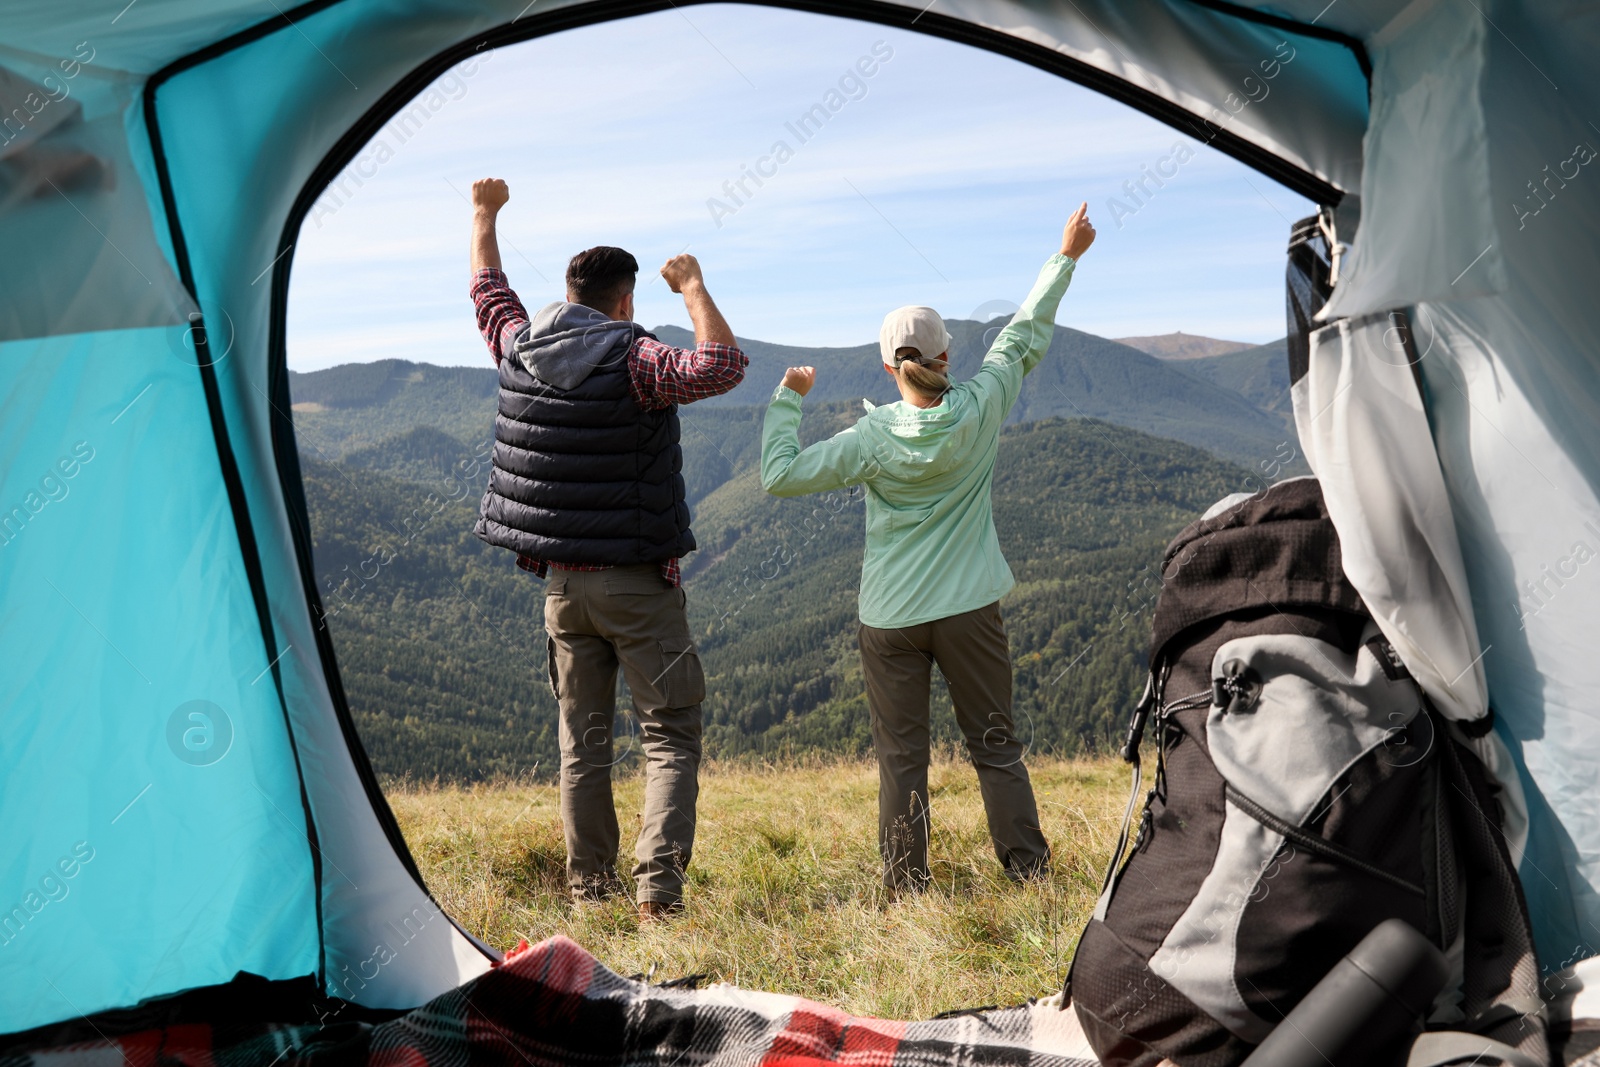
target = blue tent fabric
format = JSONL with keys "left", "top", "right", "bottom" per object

{"left": 2, "top": 0, "right": 1597, "bottom": 1038}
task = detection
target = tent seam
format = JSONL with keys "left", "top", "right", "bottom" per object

{"left": 141, "top": 36, "right": 334, "bottom": 992}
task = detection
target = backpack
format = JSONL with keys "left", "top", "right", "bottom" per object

{"left": 1065, "top": 477, "right": 1548, "bottom": 1067}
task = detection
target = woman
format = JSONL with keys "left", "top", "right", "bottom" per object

{"left": 760, "top": 203, "right": 1096, "bottom": 892}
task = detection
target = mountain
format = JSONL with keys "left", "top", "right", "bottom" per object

{"left": 287, "top": 321, "right": 1302, "bottom": 475}
{"left": 288, "top": 322, "right": 1308, "bottom": 781}
{"left": 338, "top": 425, "right": 488, "bottom": 486}
{"left": 642, "top": 321, "right": 1296, "bottom": 471}
{"left": 1114, "top": 331, "right": 1255, "bottom": 360}
{"left": 290, "top": 361, "right": 497, "bottom": 461}
{"left": 1176, "top": 337, "right": 1293, "bottom": 423}
{"left": 298, "top": 451, "right": 553, "bottom": 781}
{"left": 301, "top": 415, "right": 1250, "bottom": 781}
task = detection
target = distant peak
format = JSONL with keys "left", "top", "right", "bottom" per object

{"left": 1113, "top": 332, "right": 1255, "bottom": 361}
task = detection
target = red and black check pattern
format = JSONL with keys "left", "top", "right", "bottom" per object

{"left": 471, "top": 268, "right": 748, "bottom": 585}
{"left": 9, "top": 935, "right": 1102, "bottom": 1066}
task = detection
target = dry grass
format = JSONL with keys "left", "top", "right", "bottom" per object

{"left": 388, "top": 753, "right": 1126, "bottom": 1019}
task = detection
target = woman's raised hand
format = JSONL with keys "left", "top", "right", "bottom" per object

{"left": 782, "top": 366, "right": 817, "bottom": 396}
{"left": 1060, "top": 201, "right": 1096, "bottom": 259}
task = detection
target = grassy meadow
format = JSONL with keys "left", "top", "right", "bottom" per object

{"left": 388, "top": 753, "right": 1127, "bottom": 1019}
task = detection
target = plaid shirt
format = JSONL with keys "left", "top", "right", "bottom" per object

{"left": 471, "top": 268, "right": 747, "bottom": 585}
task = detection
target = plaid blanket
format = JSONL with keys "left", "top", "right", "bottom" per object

{"left": 6, "top": 936, "right": 1102, "bottom": 1066}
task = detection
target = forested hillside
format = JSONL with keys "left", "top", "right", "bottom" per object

{"left": 299, "top": 452, "right": 551, "bottom": 780}
{"left": 682, "top": 414, "right": 1246, "bottom": 760}
{"left": 1177, "top": 337, "right": 1293, "bottom": 426}
{"left": 291, "top": 361, "right": 497, "bottom": 456}
{"left": 300, "top": 412, "right": 1253, "bottom": 781}
{"left": 290, "top": 321, "right": 1304, "bottom": 781}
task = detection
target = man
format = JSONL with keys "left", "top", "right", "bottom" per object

{"left": 467, "top": 177, "right": 746, "bottom": 921}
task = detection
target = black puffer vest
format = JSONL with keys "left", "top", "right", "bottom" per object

{"left": 474, "top": 300, "right": 695, "bottom": 565}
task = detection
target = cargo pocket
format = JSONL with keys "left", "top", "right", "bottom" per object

{"left": 657, "top": 640, "right": 705, "bottom": 708}
{"left": 545, "top": 634, "right": 561, "bottom": 701}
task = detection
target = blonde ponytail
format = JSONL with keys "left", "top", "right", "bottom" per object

{"left": 894, "top": 348, "right": 950, "bottom": 402}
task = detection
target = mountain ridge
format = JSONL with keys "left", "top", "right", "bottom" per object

{"left": 1113, "top": 331, "right": 1257, "bottom": 360}
{"left": 289, "top": 320, "right": 1300, "bottom": 473}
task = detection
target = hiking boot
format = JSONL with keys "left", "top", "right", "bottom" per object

{"left": 637, "top": 900, "right": 683, "bottom": 924}
{"left": 572, "top": 871, "right": 627, "bottom": 907}
{"left": 1004, "top": 859, "right": 1052, "bottom": 884}
{"left": 883, "top": 866, "right": 930, "bottom": 901}
{"left": 883, "top": 878, "right": 929, "bottom": 904}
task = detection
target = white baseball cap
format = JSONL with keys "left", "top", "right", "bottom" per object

{"left": 878, "top": 306, "right": 950, "bottom": 368}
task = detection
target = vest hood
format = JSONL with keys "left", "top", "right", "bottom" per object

{"left": 515, "top": 301, "right": 637, "bottom": 391}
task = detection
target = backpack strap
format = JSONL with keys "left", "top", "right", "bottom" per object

{"left": 1093, "top": 668, "right": 1160, "bottom": 915}
{"left": 1406, "top": 1031, "right": 1546, "bottom": 1067}
{"left": 1065, "top": 665, "right": 1166, "bottom": 1005}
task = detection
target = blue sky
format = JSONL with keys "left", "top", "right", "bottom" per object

{"left": 286, "top": 4, "right": 1312, "bottom": 372}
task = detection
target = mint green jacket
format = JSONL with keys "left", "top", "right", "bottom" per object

{"left": 760, "top": 254, "right": 1076, "bottom": 629}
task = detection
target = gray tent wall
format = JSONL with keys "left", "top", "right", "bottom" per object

{"left": 2, "top": 0, "right": 1597, "bottom": 1036}
{"left": 1302, "top": 0, "right": 1600, "bottom": 969}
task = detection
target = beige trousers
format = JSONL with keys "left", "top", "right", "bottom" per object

{"left": 544, "top": 565, "right": 704, "bottom": 905}
{"left": 858, "top": 601, "right": 1051, "bottom": 889}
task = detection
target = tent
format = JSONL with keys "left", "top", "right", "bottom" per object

{"left": 3, "top": 0, "right": 1597, "bottom": 1041}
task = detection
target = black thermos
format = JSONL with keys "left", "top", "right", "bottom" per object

{"left": 1241, "top": 918, "right": 1450, "bottom": 1067}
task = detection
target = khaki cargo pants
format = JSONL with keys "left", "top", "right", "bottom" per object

{"left": 544, "top": 565, "right": 705, "bottom": 906}
{"left": 858, "top": 601, "right": 1051, "bottom": 890}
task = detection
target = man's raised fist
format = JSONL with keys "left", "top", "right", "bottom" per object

{"left": 472, "top": 178, "right": 509, "bottom": 213}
